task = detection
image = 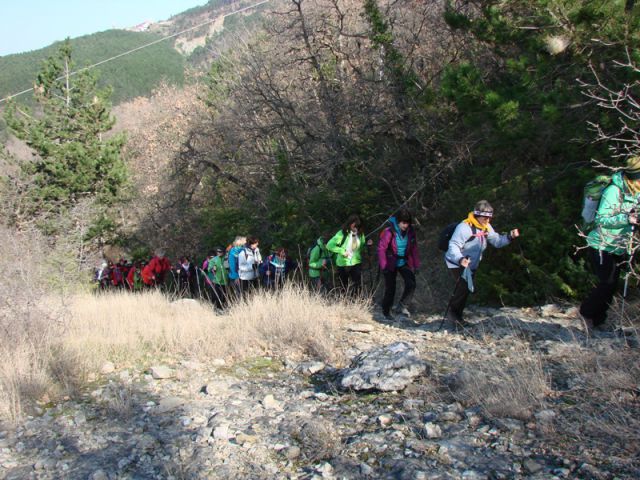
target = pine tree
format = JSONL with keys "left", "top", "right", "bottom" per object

{"left": 4, "top": 40, "right": 127, "bottom": 216}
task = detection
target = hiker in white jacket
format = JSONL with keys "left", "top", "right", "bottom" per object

{"left": 238, "top": 236, "right": 262, "bottom": 293}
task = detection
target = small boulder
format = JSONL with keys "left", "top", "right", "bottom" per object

{"left": 424, "top": 422, "right": 442, "bottom": 439}
{"left": 347, "top": 323, "right": 375, "bottom": 333}
{"left": 340, "top": 342, "right": 428, "bottom": 391}
{"left": 262, "top": 394, "right": 283, "bottom": 410}
{"left": 100, "top": 362, "right": 115, "bottom": 375}
{"left": 150, "top": 366, "right": 173, "bottom": 380}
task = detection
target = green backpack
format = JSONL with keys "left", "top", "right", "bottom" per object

{"left": 581, "top": 175, "right": 612, "bottom": 230}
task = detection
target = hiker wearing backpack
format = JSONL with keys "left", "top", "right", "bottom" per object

{"left": 444, "top": 200, "right": 520, "bottom": 326}
{"left": 228, "top": 236, "right": 246, "bottom": 300}
{"left": 327, "top": 215, "right": 372, "bottom": 295}
{"left": 580, "top": 157, "right": 640, "bottom": 331}
{"left": 308, "top": 233, "right": 332, "bottom": 292}
{"left": 378, "top": 209, "right": 421, "bottom": 320}
{"left": 238, "top": 236, "right": 262, "bottom": 294}
{"left": 261, "top": 247, "right": 297, "bottom": 289}
{"left": 142, "top": 251, "right": 172, "bottom": 288}
{"left": 208, "top": 247, "right": 229, "bottom": 309}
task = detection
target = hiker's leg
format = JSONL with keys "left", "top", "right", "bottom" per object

{"left": 448, "top": 268, "right": 469, "bottom": 321}
{"left": 382, "top": 269, "right": 397, "bottom": 316}
{"left": 337, "top": 267, "right": 349, "bottom": 294}
{"left": 350, "top": 264, "right": 362, "bottom": 296}
{"left": 580, "top": 248, "right": 622, "bottom": 326}
{"left": 398, "top": 265, "right": 416, "bottom": 305}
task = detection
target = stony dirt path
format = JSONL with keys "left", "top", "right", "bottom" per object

{"left": 0, "top": 305, "right": 636, "bottom": 479}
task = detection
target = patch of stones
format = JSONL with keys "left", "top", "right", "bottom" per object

{"left": 0, "top": 306, "right": 635, "bottom": 479}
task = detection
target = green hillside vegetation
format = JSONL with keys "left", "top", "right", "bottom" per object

{"left": 0, "top": 29, "right": 185, "bottom": 105}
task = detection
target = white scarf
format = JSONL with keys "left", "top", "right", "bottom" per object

{"left": 344, "top": 231, "right": 360, "bottom": 259}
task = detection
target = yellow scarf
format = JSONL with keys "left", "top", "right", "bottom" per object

{"left": 463, "top": 212, "right": 490, "bottom": 231}
{"left": 625, "top": 177, "right": 640, "bottom": 196}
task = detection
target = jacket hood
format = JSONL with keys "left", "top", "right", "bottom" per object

{"left": 389, "top": 216, "right": 400, "bottom": 235}
{"left": 389, "top": 216, "right": 410, "bottom": 236}
{"left": 612, "top": 171, "right": 625, "bottom": 189}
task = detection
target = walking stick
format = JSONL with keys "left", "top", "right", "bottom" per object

{"left": 195, "top": 266, "right": 202, "bottom": 299}
{"left": 620, "top": 218, "right": 636, "bottom": 324}
{"left": 438, "top": 275, "right": 463, "bottom": 332}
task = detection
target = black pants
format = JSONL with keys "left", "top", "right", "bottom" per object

{"left": 240, "top": 279, "right": 258, "bottom": 297}
{"left": 337, "top": 264, "right": 362, "bottom": 296}
{"left": 382, "top": 265, "right": 416, "bottom": 315}
{"left": 447, "top": 268, "right": 474, "bottom": 321}
{"left": 580, "top": 248, "right": 624, "bottom": 326}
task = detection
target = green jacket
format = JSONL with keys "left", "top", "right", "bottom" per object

{"left": 308, "top": 238, "right": 331, "bottom": 278}
{"left": 587, "top": 172, "right": 640, "bottom": 255}
{"left": 327, "top": 229, "right": 367, "bottom": 267}
{"left": 208, "top": 255, "right": 228, "bottom": 285}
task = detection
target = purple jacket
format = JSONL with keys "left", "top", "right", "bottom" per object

{"left": 378, "top": 221, "right": 420, "bottom": 272}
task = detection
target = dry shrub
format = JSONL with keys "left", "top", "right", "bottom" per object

{"left": 0, "top": 226, "right": 63, "bottom": 421}
{"left": 290, "top": 418, "right": 341, "bottom": 462}
{"left": 450, "top": 350, "right": 549, "bottom": 420}
{"left": 63, "top": 285, "right": 369, "bottom": 369}
{"left": 558, "top": 348, "right": 640, "bottom": 454}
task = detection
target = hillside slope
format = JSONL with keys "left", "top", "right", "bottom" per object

{"left": 0, "top": 30, "right": 185, "bottom": 105}
{"left": 0, "top": 0, "right": 266, "bottom": 106}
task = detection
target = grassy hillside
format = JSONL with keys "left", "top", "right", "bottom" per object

{"left": 0, "top": 30, "right": 185, "bottom": 105}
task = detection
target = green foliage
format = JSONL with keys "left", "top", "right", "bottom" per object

{"left": 436, "top": 0, "right": 640, "bottom": 304}
{"left": 4, "top": 42, "right": 128, "bottom": 231}
{"left": 0, "top": 30, "right": 184, "bottom": 106}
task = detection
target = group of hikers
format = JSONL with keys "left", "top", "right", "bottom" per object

{"left": 95, "top": 156, "right": 640, "bottom": 330}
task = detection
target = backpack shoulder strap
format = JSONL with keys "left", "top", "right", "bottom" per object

{"left": 464, "top": 224, "right": 477, "bottom": 244}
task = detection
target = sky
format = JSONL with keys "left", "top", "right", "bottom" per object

{"left": 0, "top": 0, "right": 208, "bottom": 56}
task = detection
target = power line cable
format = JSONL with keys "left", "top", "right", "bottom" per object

{"left": 0, "top": 0, "right": 272, "bottom": 105}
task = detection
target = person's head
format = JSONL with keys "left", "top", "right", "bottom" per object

{"left": 473, "top": 200, "right": 494, "bottom": 226}
{"left": 246, "top": 236, "right": 259, "bottom": 249}
{"left": 275, "top": 247, "right": 286, "bottom": 259}
{"left": 207, "top": 251, "right": 215, "bottom": 258}
{"left": 624, "top": 156, "right": 640, "bottom": 181}
{"left": 155, "top": 249, "right": 165, "bottom": 258}
{"left": 215, "top": 246, "right": 225, "bottom": 257}
{"left": 342, "top": 214, "right": 362, "bottom": 234}
{"left": 396, "top": 208, "right": 413, "bottom": 232}
{"left": 233, "top": 236, "right": 246, "bottom": 248}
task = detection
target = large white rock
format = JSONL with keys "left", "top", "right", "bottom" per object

{"left": 340, "top": 342, "right": 428, "bottom": 391}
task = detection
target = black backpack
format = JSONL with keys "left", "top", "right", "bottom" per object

{"left": 438, "top": 223, "right": 476, "bottom": 251}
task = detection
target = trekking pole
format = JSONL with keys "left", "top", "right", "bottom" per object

{"left": 195, "top": 267, "right": 202, "bottom": 299}
{"left": 438, "top": 276, "right": 463, "bottom": 332}
{"left": 620, "top": 215, "right": 636, "bottom": 324}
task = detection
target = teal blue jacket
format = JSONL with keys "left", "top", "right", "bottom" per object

{"left": 587, "top": 172, "right": 640, "bottom": 255}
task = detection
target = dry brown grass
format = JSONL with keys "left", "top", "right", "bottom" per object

{"left": 0, "top": 280, "right": 370, "bottom": 422}
{"left": 557, "top": 347, "right": 640, "bottom": 453}
{"left": 450, "top": 348, "right": 550, "bottom": 420}
{"left": 64, "top": 286, "right": 368, "bottom": 367}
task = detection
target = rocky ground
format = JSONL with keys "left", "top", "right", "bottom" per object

{"left": 0, "top": 304, "right": 638, "bottom": 480}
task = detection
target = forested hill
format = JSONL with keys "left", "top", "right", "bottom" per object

{"left": 0, "top": 31, "right": 184, "bottom": 105}
{"left": 0, "top": 0, "right": 264, "bottom": 105}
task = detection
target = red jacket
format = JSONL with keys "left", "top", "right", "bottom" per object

{"left": 142, "top": 256, "right": 171, "bottom": 285}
